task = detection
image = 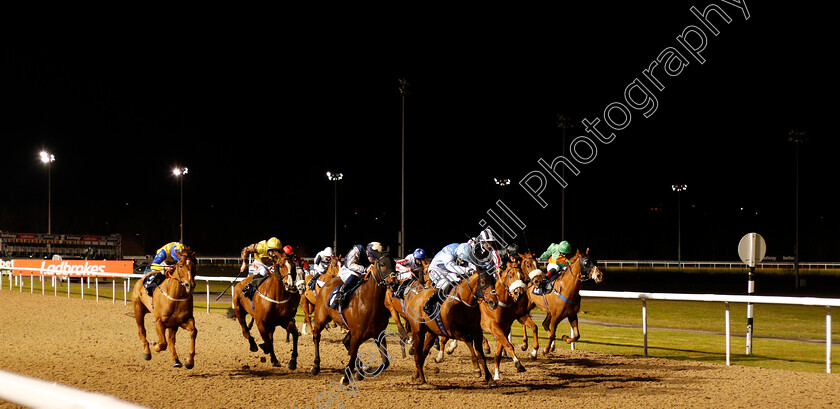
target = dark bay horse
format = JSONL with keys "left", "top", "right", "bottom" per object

{"left": 526, "top": 249, "right": 604, "bottom": 355}
{"left": 132, "top": 248, "right": 198, "bottom": 368}
{"left": 232, "top": 253, "right": 301, "bottom": 369}
{"left": 405, "top": 269, "right": 499, "bottom": 387}
{"left": 309, "top": 248, "right": 399, "bottom": 385}
{"left": 301, "top": 256, "right": 341, "bottom": 336}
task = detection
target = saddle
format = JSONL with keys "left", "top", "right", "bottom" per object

{"left": 533, "top": 272, "right": 560, "bottom": 295}
{"left": 328, "top": 278, "right": 364, "bottom": 310}
{"left": 393, "top": 277, "right": 416, "bottom": 300}
{"left": 142, "top": 272, "right": 166, "bottom": 297}
{"left": 242, "top": 275, "right": 269, "bottom": 300}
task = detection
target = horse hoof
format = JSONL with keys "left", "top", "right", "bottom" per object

{"left": 258, "top": 343, "right": 270, "bottom": 354}
{"left": 310, "top": 366, "right": 320, "bottom": 376}
{"left": 288, "top": 360, "right": 297, "bottom": 371}
{"left": 488, "top": 380, "right": 498, "bottom": 388}
{"left": 141, "top": 353, "right": 151, "bottom": 361}
{"left": 272, "top": 361, "right": 281, "bottom": 367}
{"left": 417, "top": 383, "right": 435, "bottom": 390}
{"left": 473, "top": 369, "right": 482, "bottom": 378}
{"left": 185, "top": 362, "right": 194, "bottom": 370}
{"left": 516, "top": 363, "right": 526, "bottom": 373}
{"left": 483, "top": 347, "right": 491, "bottom": 355}
{"left": 173, "top": 360, "right": 182, "bottom": 368}
{"left": 520, "top": 344, "right": 527, "bottom": 351}
{"left": 408, "top": 347, "right": 415, "bottom": 356}
{"left": 355, "top": 371, "right": 364, "bottom": 381}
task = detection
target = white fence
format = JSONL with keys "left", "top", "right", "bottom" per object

{"left": 580, "top": 290, "right": 839, "bottom": 373}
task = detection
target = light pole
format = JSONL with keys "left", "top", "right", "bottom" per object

{"left": 557, "top": 114, "right": 573, "bottom": 240}
{"left": 172, "top": 166, "right": 188, "bottom": 243}
{"left": 494, "top": 178, "right": 511, "bottom": 242}
{"left": 399, "top": 78, "right": 409, "bottom": 257}
{"left": 39, "top": 151, "right": 55, "bottom": 234}
{"left": 327, "top": 171, "right": 343, "bottom": 253}
{"left": 788, "top": 130, "right": 807, "bottom": 289}
{"left": 671, "top": 184, "right": 687, "bottom": 269}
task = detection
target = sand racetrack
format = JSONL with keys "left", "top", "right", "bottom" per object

{"left": 1, "top": 290, "right": 839, "bottom": 408}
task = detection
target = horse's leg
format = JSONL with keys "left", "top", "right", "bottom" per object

{"left": 414, "top": 328, "right": 436, "bottom": 386}
{"left": 180, "top": 318, "right": 197, "bottom": 369}
{"left": 518, "top": 316, "right": 529, "bottom": 351}
{"left": 433, "top": 336, "right": 448, "bottom": 363}
{"left": 256, "top": 321, "right": 279, "bottom": 367}
{"left": 234, "top": 297, "right": 258, "bottom": 352}
{"left": 482, "top": 335, "right": 491, "bottom": 355}
{"left": 309, "top": 308, "right": 328, "bottom": 376}
{"left": 561, "top": 313, "right": 581, "bottom": 344}
{"left": 286, "top": 320, "right": 299, "bottom": 371}
{"left": 489, "top": 321, "right": 524, "bottom": 382}
{"left": 154, "top": 317, "right": 167, "bottom": 352}
{"left": 343, "top": 336, "right": 363, "bottom": 384}
{"left": 463, "top": 338, "right": 482, "bottom": 378}
{"left": 134, "top": 301, "right": 152, "bottom": 361}
{"left": 544, "top": 315, "right": 560, "bottom": 355}
{"left": 301, "top": 298, "right": 311, "bottom": 335}
{"left": 473, "top": 334, "right": 496, "bottom": 387}
{"left": 167, "top": 326, "right": 182, "bottom": 368}
{"left": 445, "top": 338, "right": 458, "bottom": 355}
{"left": 520, "top": 315, "right": 539, "bottom": 359}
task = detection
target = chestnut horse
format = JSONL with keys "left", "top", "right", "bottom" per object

{"left": 516, "top": 252, "right": 541, "bottom": 355}
{"left": 232, "top": 253, "right": 301, "bottom": 369}
{"left": 300, "top": 256, "right": 341, "bottom": 335}
{"left": 132, "top": 248, "right": 198, "bottom": 368}
{"left": 526, "top": 249, "right": 604, "bottom": 355}
{"left": 405, "top": 269, "right": 499, "bottom": 387}
{"left": 443, "top": 259, "right": 537, "bottom": 380}
{"left": 384, "top": 258, "right": 430, "bottom": 350}
{"left": 309, "top": 248, "right": 399, "bottom": 385}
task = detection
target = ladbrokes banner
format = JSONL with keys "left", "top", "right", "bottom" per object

{"left": 10, "top": 259, "right": 133, "bottom": 277}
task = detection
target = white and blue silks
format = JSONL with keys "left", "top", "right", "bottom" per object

{"left": 428, "top": 243, "right": 477, "bottom": 290}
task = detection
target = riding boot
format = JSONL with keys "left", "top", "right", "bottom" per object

{"left": 424, "top": 283, "right": 451, "bottom": 317}
{"left": 335, "top": 274, "right": 359, "bottom": 307}
{"left": 308, "top": 273, "right": 321, "bottom": 291}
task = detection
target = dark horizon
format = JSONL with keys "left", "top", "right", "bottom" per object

{"left": 2, "top": 3, "right": 836, "bottom": 262}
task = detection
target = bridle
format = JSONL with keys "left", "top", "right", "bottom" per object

{"left": 160, "top": 256, "right": 195, "bottom": 301}
{"left": 566, "top": 255, "right": 598, "bottom": 282}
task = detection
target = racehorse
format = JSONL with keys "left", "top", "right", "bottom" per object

{"left": 309, "top": 247, "right": 399, "bottom": 385}
{"left": 443, "top": 259, "right": 536, "bottom": 379}
{"left": 516, "top": 252, "right": 541, "bottom": 355}
{"left": 132, "top": 248, "right": 198, "bottom": 368}
{"left": 405, "top": 268, "right": 499, "bottom": 387}
{"left": 232, "top": 253, "right": 301, "bottom": 369}
{"left": 383, "top": 258, "right": 430, "bottom": 351}
{"left": 526, "top": 249, "right": 604, "bottom": 355}
{"left": 300, "top": 256, "right": 341, "bottom": 335}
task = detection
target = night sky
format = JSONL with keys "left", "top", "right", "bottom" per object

{"left": 1, "top": 3, "right": 836, "bottom": 262}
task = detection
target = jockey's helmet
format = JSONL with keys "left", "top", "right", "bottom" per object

{"left": 413, "top": 248, "right": 426, "bottom": 260}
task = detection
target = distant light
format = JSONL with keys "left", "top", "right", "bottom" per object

{"left": 327, "top": 171, "right": 344, "bottom": 181}
{"left": 671, "top": 184, "right": 687, "bottom": 192}
{"left": 173, "top": 167, "right": 188, "bottom": 176}
{"left": 39, "top": 151, "right": 55, "bottom": 164}
{"left": 494, "top": 178, "right": 511, "bottom": 186}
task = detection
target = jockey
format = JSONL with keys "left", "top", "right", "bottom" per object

{"left": 393, "top": 248, "right": 426, "bottom": 298}
{"left": 333, "top": 242, "right": 382, "bottom": 307}
{"left": 240, "top": 237, "right": 283, "bottom": 299}
{"left": 142, "top": 241, "right": 187, "bottom": 295}
{"left": 501, "top": 243, "right": 521, "bottom": 266}
{"left": 424, "top": 243, "right": 480, "bottom": 316}
{"left": 467, "top": 228, "right": 502, "bottom": 275}
{"left": 533, "top": 241, "right": 571, "bottom": 295}
{"left": 307, "top": 246, "right": 334, "bottom": 290}
{"left": 146, "top": 241, "right": 187, "bottom": 273}
{"left": 282, "top": 244, "right": 306, "bottom": 288}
